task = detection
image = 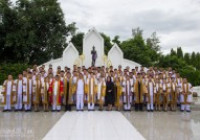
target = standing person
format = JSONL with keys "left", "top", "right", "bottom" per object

{"left": 23, "top": 72, "right": 33, "bottom": 112}
{"left": 155, "top": 78, "right": 160, "bottom": 111}
{"left": 171, "top": 77, "right": 178, "bottom": 111}
{"left": 76, "top": 73, "right": 84, "bottom": 111}
{"left": 83, "top": 69, "right": 89, "bottom": 104}
{"left": 14, "top": 74, "right": 23, "bottom": 111}
{"left": 105, "top": 76, "right": 115, "bottom": 111}
{"left": 122, "top": 76, "right": 132, "bottom": 111}
{"left": 176, "top": 73, "right": 182, "bottom": 105}
{"left": 97, "top": 76, "right": 106, "bottom": 111}
{"left": 180, "top": 78, "right": 193, "bottom": 112}
{"left": 64, "top": 72, "right": 73, "bottom": 111}
{"left": 163, "top": 78, "right": 171, "bottom": 111}
{"left": 87, "top": 72, "right": 97, "bottom": 111}
{"left": 32, "top": 74, "right": 42, "bottom": 112}
{"left": 41, "top": 77, "right": 49, "bottom": 112}
{"left": 147, "top": 76, "right": 155, "bottom": 112}
{"left": 115, "top": 77, "right": 122, "bottom": 111}
{"left": 72, "top": 71, "right": 78, "bottom": 104}
{"left": 48, "top": 75, "right": 64, "bottom": 112}
{"left": 1, "top": 75, "right": 15, "bottom": 112}
{"left": 133, "top": 73, "right": 147, "bottom": 111}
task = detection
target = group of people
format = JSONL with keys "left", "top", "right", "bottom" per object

{"left": 1, "top": 64, "right": 193, "bottom": 112}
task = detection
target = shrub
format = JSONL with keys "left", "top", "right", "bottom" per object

{"left": 0, "top": 63, "right": 31, "bottom": 84}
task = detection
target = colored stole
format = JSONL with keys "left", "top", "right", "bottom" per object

{"left": 52, "top": 80, "right": 61, "bottom": 105}
{"left": 165, "top": 82, "right": 172, "bottom": 95}
{"left": 116, "top": 81, "right": 122, "bottom": 107}
{"left": 147, "top": 81, "right": 154, "bottom": 103}
{"left": 72, "top": 76, "right": 77, "bottom": 94}
{"left": 64, "top": 78, "right": 73, "bottom": 105}
{"left": 125, "top": 80, "right": 130, "bottom": 104}
{"left": 43, "top": 81, "right": 48, "bottom": 104}
{"left": 33, "top": 80, "right": 41, "bottom": 104}
{"left": 15, "top": 79, "right": 23, "bottom": 104}
{"left": 89, "top": 78, "right": 95, "bottom": 103}
{"left": 159, "top": 83, "right": 163, "bottom": 94}
{"left": 99, "top": 80, "right": 106, "bottom": 105}
{"left": 25, "top": 78, "right": 31, "bottom": 104}
{"left": 2, "top": 80, "right": 14, "bottom": 105}
{"left": 84, "top": 76, "right": 89, "bottom": 95}
{"left": 182, "top": 83, "right": 189, "bottom": 104}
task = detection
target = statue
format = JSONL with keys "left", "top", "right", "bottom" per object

{"left": 91, "top": 46, "right": 97, "bottom": 66}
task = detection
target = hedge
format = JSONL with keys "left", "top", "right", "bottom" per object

{"left": 0, "top": 63, "right": 31, "bottom": 85}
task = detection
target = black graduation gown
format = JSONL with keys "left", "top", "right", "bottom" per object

{"left": 105, "top": 81, "right": 115, "bottom": 105}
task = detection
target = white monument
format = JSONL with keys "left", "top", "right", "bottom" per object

{"left": 42, "top": 27, "right": 141, "bottom": 70}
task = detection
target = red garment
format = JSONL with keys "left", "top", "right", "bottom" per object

{"left": 48, "top": 80, "right": 64, "bottom": 105}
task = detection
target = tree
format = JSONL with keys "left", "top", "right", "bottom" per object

{"left": 184, "top": 53, "right": 190, "bottom": 64}
{"left": 132, "top": 27, "right": 143, "bottom": 38}
{"left": 0, "top": 0, "right": 77, "bottom": 64}
{"left": 146, "top": 32, "right": 161, "bottom": 63}
{"left": 0, "top": 0, "right": 18, "bottom": 63}
{"left": 71, "top": 32, "right": 84, "bottom": 54}
{"left": 100, "top": 33, "right": 112, "bottom": 54}
{"left": 191, "top": 52, "right": 196, "bottom": 67}
{"left": 177, "top": 47, "right": 183, "bottom": 59}
{"left": 170, "top": 48, "right": 176, "bottom": 56}
{"left": 146, "top": 32, "right": 160, "bottom": 52}
{"left": 112, "top": 35, "right": 120, "bottom": 46}
{"left": 196, "top": 52, "right": 200, "bottom": 70}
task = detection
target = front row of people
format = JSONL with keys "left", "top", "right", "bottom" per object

{"left": 1, "top": 72, "right": 193, "bottom": 112}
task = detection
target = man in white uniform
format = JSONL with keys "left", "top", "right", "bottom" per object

{"left": 76, "top": 73, "right": 84, "bottom": 111}
{"left": 123, "top": 76, "right": 132, "bottom": 111}
{"left": 180, "top": 78, "right": 193, "bottom": 112}
{"left": 23, "top": 72, "right": 33, "bottom": 111}
{"left": 14, "top": 74, "right": 23, "bottom": 111}
{"left": 2, "top": 75, "right": 14, "bottom": 112}
{"left": 147, "top": 76, "right": 155, "bottom": 111}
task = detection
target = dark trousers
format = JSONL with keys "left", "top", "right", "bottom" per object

{"left": 65, "top": 104, "right": 71, "bottom": 111}
{"left": 135, "top": 103, "right": 143, "bottom": 111}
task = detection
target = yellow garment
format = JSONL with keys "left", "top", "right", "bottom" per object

{"left": 115, "top": 81, "right": 122, "bottom": 107}
{"left": 64, "top": 78, "right": 73, "bottom": 105}
{"left": 33, "top": 80, "right": 41, "bottom": 105}
{"left": 1, "top": 80, "right": 15, "bottom": 105}
{"left": 133, "top": 78, "right": 147, "bottom": 103}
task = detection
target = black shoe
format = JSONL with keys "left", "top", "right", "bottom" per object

{"left": 186, "top": 110, "right": 191, "bottom": 113}
{"left": 3, "top": 110, "right": 7, "bottom": 112}
{"left": 181, "top": 110, "right": 184, "bottom": 112}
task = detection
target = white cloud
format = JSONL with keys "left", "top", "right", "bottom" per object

{"left": 58, "top": 0, "right": 200, "bottom": 54}
{"left": 10, "top": 0, "right": 200, "bottom": 54}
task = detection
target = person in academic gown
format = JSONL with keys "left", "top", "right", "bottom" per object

{"left": 14, "top": 74, "right": 23, "bottom": 111}
{"left": 48, "top": 75, "right": 64, "bottom": 111}
{"left": 1, "top": 75, "right": 15, "bottom": 112}
{"left": 133, "top": 73, "right": 147, "bottom": 111}
{"left": 64, "top": 72, "right": 73, "bottom": 111}
{"left": 180, "top": 78, "right": 193, "bottom": 112}
{"left": 76, "top": 73, "right": 84, "bottom": 111}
